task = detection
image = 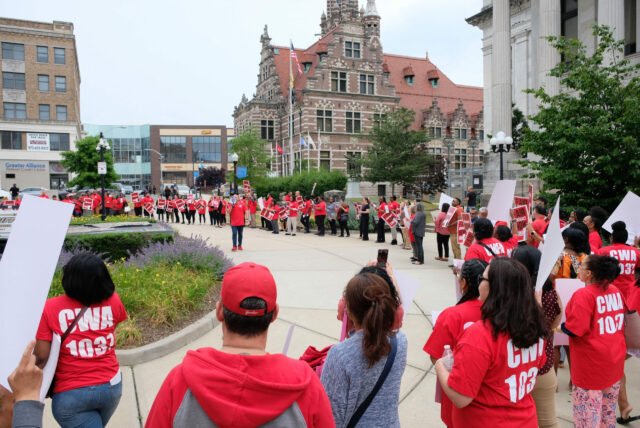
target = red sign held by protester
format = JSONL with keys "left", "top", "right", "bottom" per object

{"left": 512, "top": 205, "right": 530, "bottom": 231}
{"left": 131, "top": 192, "right": 140, "bottom": 203}
{"left": 442, "top": 205, "right": 457, "bottom": 228}
{"left": 158, "top": 199, "right": 166, "bottom": 209}
{"left": 457, "top": 220, "right": 466, "bottom": 244}
{"left": 461, "top": 212, "right": 471, "bottom": 230}
{"left": 82, "top": 197, "right": 93, "bottom": 211}
{"left": 144, "top": 203, "right": 155, "bottom": 215}
{"left": 381, "top": 212, "right": 397, "bottom": 228}
{"left": 463, "top": 229, "right": 475, "bottom": 247}
{"left": 175, "top": 199, "right": 186, "bottom": 212}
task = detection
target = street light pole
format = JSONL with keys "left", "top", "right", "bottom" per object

{"left": 96, "top": 132, "right": 110, "bottom": 221}
{"left": 231, "top": 152, "right": 239, "bottom": 194}
{"left": 445, "top": 137, "right": 453, "bottom": 191}
{"left": 490, "top": 131, "right": 515, "bottom": 180}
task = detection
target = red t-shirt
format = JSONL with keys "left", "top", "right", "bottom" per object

{"left": 105, "top": 196, "right": 113, "bottom": 208}
{"left": 92, "top": 194, "right": 102, "bottom": 206}
{"left": 448, "top": 320, "right": 546, "bottom": 428}
{"left": 220, "top": 201, "right": 227, "bottom": 214}
{"left": 377, "top": 202, "right": 387, "bottom": 218}
{"left": 530, "top": 217, "right": 548, "bottom": 248}
{"left": 424, "top": 299, "right": 482, "bottom": 428}
{"left": 288, "top": 201, "right": 299, "bottom": 217}
{"left": 597, "top": 244, "right": 640, "bottom": 300}
{"left": 629, "top": 287, "right": 640, "bottom": 312}
{"left": 465, "top": 238, "right": 507, "bottom": 262}
{"left": 589, "top": 231, "right": 603, "bottom": 252}
{"left": 36, "top": 293, "right": 127, "bottom": 393}
{"left": 389, "top": 201, "right": 399, "bottom": 213}
{"left": 314, "top": 201, "right": 326, "bottom": 216}
{"left": 229, "top": 200, "right": 248, "bottom": 226}
{"left": 248, "top": 200, "right": 257, "bottom": 214}
{"left": 564, "top": 283, "right": 627, "bottom": 390}
{"left": 501, "top": 236, "right": 519, "bottom": 257}
{"left": 39, "top": 194, "right": 49, "bottom": 199}
{"left": 304, "top": 200, "right": 312, "bottom": 215}
{"left": 197, "top": 200, "right": 207, "bottom": 214}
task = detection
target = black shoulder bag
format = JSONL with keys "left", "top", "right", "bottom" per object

{"left": 46, "top": 306, "right": 89, "bottom": 398}
{"left": 479, "top": 242, "right": 499, "bottom": 258}
{"left": 346, "top": 336, "right": 398, "bottom": 428}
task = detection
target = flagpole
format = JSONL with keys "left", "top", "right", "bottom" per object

{"left": 307, "top": 132, "right": 310, "bottom": 173}
{"left": 275, "top": 142, "right": 278, "bottom": 177}
{"left": 317, "top": 131, "right": 321, "bottom": 171}
{"left": 289, "top": 41, "right": 294, "bottom": 177}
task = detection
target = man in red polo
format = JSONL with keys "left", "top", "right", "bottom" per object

{"left": 229, "top": 192, "right": 248, "bottom": 251}
{"left": 528, "top": 205, "right": 549, "bottom": 248}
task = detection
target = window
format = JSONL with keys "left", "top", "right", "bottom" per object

{"left": 561, "top": 0, "right": 578, "bottom": 40}
{"left": 37, "top": 46, "right": 48, "bottom": 63}
{"left": 2, "top": 72, "right": 25, "bottom": 90}
{"left": 373, "top": 113, "right": 386, "bottom": 128}
{"left": 346, "top": 152, "right": 361, "bottom": 174}
{"left": 359, "top": 74, "right": 375, "bottom": 95}
{"left": 316, "top": 109, "right": 333, "bottom": 132}
{"left": 39, "top": 104, "right": 50, "bottom": 120}
{"left": 160, "top": 136, "right": 187, "bottom": 163}
{"left": 405, "top": 76, "right": 414, "bottom": 86}
{"left": 320, "top": 150, "right": 331, "bottom": 171}
{"left": 428, "top": 148, "right": 442, "bottom": 155}
{"left": 54, "top": 47, "right": 65, "bottom": 64}
{"left": 429, "top": 78, "right": 439, "bottom": 88}
{"left": 2, "top": 42, "right": 24, "bottom": 60}
{"left": 4, "top": 103, "right": 26, "bottom": 119}
{"left": 303, "top": 63, "right": 312, "bottom": 73}
{"left": 377, "top": 184, "right": 386, "bottom": 197}
{"left": 455, "top": 149, "right": 467, "bottom": 169}
{"left": 262, "top": 66, "right": 268, "bottom": 81}
{"left": 479, "top": 149, "right": 484, "bottom": 165}
{"left": 478, "top": 130, "right": 484, "bottom": 140}
{"left": 49, "top": 133, "right": 70, "bottom": 151}
{"left": 462, "top": 129, "right": 467, "bottom": 139}
{"left": 110, "top": 137, "right": 150, "bottom": 163}
{"left": 331, "top": 71, "right": 347, "bottom": 92}
{"left": 454, "top": 128, "right": 461, "bottom": 139}
{"left": 56, "top": 105, "right": 67, "bottom": 121}
{"left": 55, "top": 76, "right": 67, "bottom": 92}
{"left": 346, "top": 112, "right": 361, "bottom": 134}
{"left": 38, "top": 75, "right": 49, "bottom": 92}
{"left": 435, "top": 127, "right": 442, "bottom": 138}
{"left": 345, "top": 41, "right": 361, "bottom": 58}
{"left": 1, "top": 131, "right": 23, "bottom": 149}
{"left": 193, "top": 136, "right": 222, "bottom": 162}
{"left": 624, "top": 0, "right": 637, "bottom": 55}
{"left": 261, "top": 120, "right": 274, "bottom": 140}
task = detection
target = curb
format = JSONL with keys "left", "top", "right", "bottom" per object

{"left": 116, "top": 310, "right": 219, "bottom": 366}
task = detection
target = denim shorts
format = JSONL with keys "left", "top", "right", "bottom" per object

{"left": 52, "top": 377, "right": 122, "bottom": 428}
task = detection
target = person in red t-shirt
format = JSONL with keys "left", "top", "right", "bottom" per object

{"left": 563, "top": 255, "right": 627, "bottom": 427}
{"left": 196, "top": 198, "right": 207, "bottom": 224}
{"left": 494, "top": 221, "right": 520, "bottom": 257}
{"left": 301, "top": 196, "right": 313, "bottom": 233}
{"left": 446, "top": 199, "right": 464, "bottom": 259}
{"left": 388, "top": 196, "right": 400, "bottom": 245}
{"left": 38, "top": 190, "right": 49, "bottom": 199}
{"left": 465, "top": 218, "right": 507, "bottom": 262}
{"left": 91, "top": 190, "right": 102, "bottom": 215}
{"left": 527, "top": 205, "right": 549, "bottom": 248}
{"left": 435, "top": 258, "right": 548, "bottom": 428}
{"left": 104, "top": 192, "right": 113, "bottom": 216}
{"left": 141, "top": 193, "right": 155, "bottom": 219}
{"left": 247, "top": 194, "right": 257, "bottom": 228}
{"left": 314, "top": 196, "right": 326, "bottom": 236}
{"left": 286, "top": 199, "right": 299, "bottom": 236}
{"left": 584, "top": 215, "right": 604, "bottom": 252}
{"left": 34, "top": 253, "right": 127, "bottom": 427}
{"left": 424, "top": 258, "right": 488, "bottom": 427}
{"left": 229, "top": 193, "right": 248, "bottom": 251}
{"left": 596, "top": 221, "right": 640, "bottom": 422}
{"left": 269, "top": 199, "right": 280, "bottom": 234}
{"left": 375, "top": 196, "right": 388, "bottom": 243}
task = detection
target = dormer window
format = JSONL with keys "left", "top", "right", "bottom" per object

{"left": 405, "top": 76, "right": 414, "bottom": 86}
{"left": 429, "top": 78, "right": 439, "bottom": 88}
{"left": 428, "top": 69, "right": 440, "bottom": 88}
{"left": 303, "top": 63, "right": 312, "bottom": 73}
{"left": 403, "top": 65, "right": 415, "bottom": 86}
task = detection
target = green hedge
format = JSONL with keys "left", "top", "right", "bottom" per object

{"left": 253, "top": 169, "right": 347, "bottom": 197}
{"left": 63, "top": 232, "right": 174, "bottom": 262}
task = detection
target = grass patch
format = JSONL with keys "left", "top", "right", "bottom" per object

{"left": 70, "top": 215, "right": 157, "bottom": 226}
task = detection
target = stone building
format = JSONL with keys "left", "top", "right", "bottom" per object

{"left": 0, "top": 18, "right": 81, "bottom": 193}
{"left": 467, "top": 0, "right": 640, "bottom": 196}
{"left": 234, "top": 0, "right": 484, "bottom": 198}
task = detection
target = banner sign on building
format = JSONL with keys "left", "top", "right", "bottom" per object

{"left": 26, "top": 133, "right": 50, "bottom": 152}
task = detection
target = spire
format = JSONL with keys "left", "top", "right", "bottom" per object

{"left": 260, "top": 24, "right": 271, "bottom": 48}
{"left": 364, "top": 0, "right": 379, "bottom": 17}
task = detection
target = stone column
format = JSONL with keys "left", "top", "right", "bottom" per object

{"left": 599, "top": 0, "right": 625, "bottom": 64}
{"left": 491, "top": 0, "right": 511, "bottom": 138}
{"left": 537, "top": 0, "right": 560, "bottom": 96}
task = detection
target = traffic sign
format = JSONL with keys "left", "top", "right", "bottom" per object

{"left": 97, "top": 162, "right": 107, "bottom": 175}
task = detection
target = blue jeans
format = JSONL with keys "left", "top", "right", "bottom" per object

{"left": 52, "top": 380, "right": 122, "bottom": 428}
{"left": 232, "top": 225, "right": 244, "bottom": 247}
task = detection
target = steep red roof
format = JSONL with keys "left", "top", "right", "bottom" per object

{"left": 383, "top": 53, "right": 483, "bottom": 130}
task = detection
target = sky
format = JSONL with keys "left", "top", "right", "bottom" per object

{"left": 0, "top": 0, "right": 484, "bottom": 127}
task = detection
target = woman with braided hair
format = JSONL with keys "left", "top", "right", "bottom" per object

{"left": 321, "top": 268, "right": 407, "bottom": 428}
{"left": 424, "top": 258, "right": 488, "bottom": 427}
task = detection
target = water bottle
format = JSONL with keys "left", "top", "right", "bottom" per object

{"left": 442, "top": 345, "right": 454, "bottom": 371}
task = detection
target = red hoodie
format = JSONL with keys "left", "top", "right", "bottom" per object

{"left": 146, "top": 347, "right": 335, "bottom": 428}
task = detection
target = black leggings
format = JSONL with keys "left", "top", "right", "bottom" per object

{"left": 360, "top": 215, "right": 369, "bottom": 240}
{"left": 199, "top": 213, "right": 206, "bottom": 223}
{"left": 377, "top": 218, "right": 385, "bottom": 242}
{"left": 316, "top": 215, "right": 326, "bottom": 235}
{"left": 339, "top": 219, "right": 350, "bottom": 236}
{"left": 437, "top": 233, "right": 450, "bottom": 258}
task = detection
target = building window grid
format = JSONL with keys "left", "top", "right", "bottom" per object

{"left": 160, "top": 136, "right": 187, "bottom": 163}
{"left": 111, "top": 137, "right": 151, "bottom": 164}
{"left": 54, "top": 47, "right": 66, "bottom": 65}
{"left": 561, "top": 0, "right": 578, "bottom": 40}
{"left": 227, "top": 138, "right": 235, "bottom": 162}
{"left": 316, "top": 109, "right": 333, "bottom": 132}
{"left": 1, "top": 42, "right": 24, "bottom": 60}
{"left": 320, "top": 150, "right": 331, "bottom": 171}
{"left": 346, "top": 112, "right": 361, "bottom": 134}
{"left": 38, "top": 74, "right": 49, "bottom": 91}
{"left": 345, "top": 41, "right": 361, "bottom": 59}
{"left": 359, "top": 74, "right": 375, "bottom": 95}
{"left": 331, "top": 71, "right": 347, "bottom": 92}
{"left": 4, "top": 102, "right": 26, "bottom": 120}
{"left": 49, "top": 133, "right": 70, "bottom": 151}
{"left": 55, "top": 76, "right": 66, "bottom": 93}
{"left": 454, "top": 149, "right": 467, "bottom": 169}
{"left": 39, "top": 104, "right": 50, "bottom": 120}
{"left": 261, "top": 120, "right": 275, "bottom": 141}
{"left": 427, "top": 148, "right": 442, "bottom": 155}
{"left": 37, "top": 46, "right": 48, "bottom": 63}
{"left": 193, "top": 135, "right": 222, "bottom": 163}
{"left": 2, "top": 72, "right": 25, "bottom": 90}
{"left": 373, "top": 112, "right": 386, "bottom": 128}
{"left": 56, "top": 105, "right": 67, "bottom": 121}
{"left": 1, "top": 131, "right": 23, "bottom": 149}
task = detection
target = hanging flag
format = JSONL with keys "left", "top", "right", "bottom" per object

{"left": 276, "top": 144, "right": 283, "bottom": 155}
{"left": 317, "top": 133, "right": 323, "bottom": 148}
{"left": 307, "top": 132, "right": 316, "bottom": 149}
{"left": 290, "top": 42, "right": 303, "bottom": 75}
{"left": 300, "top": 136, "right": 307, "bottom": 148}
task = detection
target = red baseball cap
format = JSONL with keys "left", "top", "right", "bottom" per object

{"left": 221, "top": 262, "right": 277, "bottom": 317}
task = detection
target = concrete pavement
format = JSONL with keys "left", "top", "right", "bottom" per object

{"left": 43, "top": 223, "right": 640, "bottom": 427}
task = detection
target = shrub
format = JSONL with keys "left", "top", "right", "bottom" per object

{"left": 63, "top": 232, "right": 173, "bottom": 262}
{"left": 70, "top": 215, "right": 156, "bottom": 226}
{"left": 253, "top": 169, "right": 347, "bottom": 197}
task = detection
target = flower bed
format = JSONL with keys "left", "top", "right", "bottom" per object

{"left": 51, "top": 235, "right": 233, "bottom": 348}
{"left": 70, "top": 215, "right": 156, "bottom": 226}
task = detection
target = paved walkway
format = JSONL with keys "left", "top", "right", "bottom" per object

{"left": 43, "top": 224, "right": 640, "bottom": 427}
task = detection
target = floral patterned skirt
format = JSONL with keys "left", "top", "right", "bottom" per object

{"left": 572, "top": 381, "right": 621, "bottom": 428}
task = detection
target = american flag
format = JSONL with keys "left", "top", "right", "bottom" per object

{"left": 290, "top": 42, "right": 303, "bottom": 75}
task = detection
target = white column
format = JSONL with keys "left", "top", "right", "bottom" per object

{"left": 599, "top": 0, "right": 625, "bottom": 64}
{"left": 537, "top": 0, "right": 560, "bottom": 96}
{"left": 491, "top": 0, "right": 511, "bottom": 137}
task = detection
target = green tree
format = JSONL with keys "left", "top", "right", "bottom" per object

{"left": 61, "top": 135, "right": 119, "bottom": 188}
{"left": 359, "top": 108, "right": 436, "bottom": 195}
{"left": 520, "top": 25, "right": 640, "bottom": 212}
{"left": 227, "top": 127, "right": 272, "bottom": 186}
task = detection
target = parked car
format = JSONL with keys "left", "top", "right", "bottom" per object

{"left": 110, "top": 182, "right": 126, "bottom": 194}
{"left": 19, "top": 187, "right": 48, "bottom": 197}
{"left": 123, "top": 185, "right": 133, "bottom": 195}
{"left": 177, "top": 185, "right": 191, "bottom": 197}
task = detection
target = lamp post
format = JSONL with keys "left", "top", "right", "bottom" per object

{"left": 145, "top": 148, "right": 163, "bottom": 191}
{"left": 231, "top": 152, "right": 239, "bottom": 194}
{"left": 470, "top": 137, "right": 477, "bottom": 188}
{"left": 96, "top": 132, "right": 110, "bottom": 221}
{"left": 298, "top": 107, "right": 303, "bottom": 173}
{"left": 490, "top": 131, "right": 516, "bottom": 180}
{"left": 444, "top": 137, "right": 453, "bottom": 191}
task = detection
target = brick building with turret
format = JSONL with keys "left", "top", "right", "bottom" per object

{"left": 233, "top": 0, "right": 484, "bottom": 198}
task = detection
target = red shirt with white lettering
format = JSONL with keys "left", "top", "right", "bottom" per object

{"left": 36, "top": 293, "right": 127, "bottom": 393}
{"left": 465, "top": 238, "right": 507, "bottom": 262}
{"left": 589, "top": 231, "right": 603, "bottom": 252}
{"left": 501, "top": 236, "right": 519, "bottom": 257}
{"left": 229, "top": 200, "right": 248, "bottom": 226}
{"left": 377, "top": 202, "right": 387, "bottom": 218}
{"left": 564, "top": 283, "right": 627, "bottom": 390}
{"left": 597, "top": 244, "right": 640, "bottom": 300}
{"left": 448, "top": 320, "right": 546, "bottom": 428}
{"left": 424, "top": 299, "right": 482, "bottom": 428}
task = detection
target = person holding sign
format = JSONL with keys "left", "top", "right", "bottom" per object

{"left": 424, "top": 258, "right": 488, "bottom": 428}
{"left": 314, "top": 196, "right": 326, "bottom": 237}
{"left": 446, "top": 199, "right": 464, "bottom": 259}
{"left": 376, "top": 196, "right": 388, "bottom": 243}
{"left": 337, "top": 200, "right": 350, "bottom": 237}
{"left": 34, "top": 253, "right": 127, "bottom": 427}
{"left": 435, "top": 258, "right": 548, "bottom": 428}
{"left": 562, "top": 255, "right": 627, "bottom": 427}
{"left": 464, "top": 218, "right": 507, "bottom": 262}
{"left": 434, "top": 203, "right": 451, "bottom": 262}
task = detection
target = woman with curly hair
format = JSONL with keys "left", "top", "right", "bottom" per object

{"left": 434, "top": 258, "right": 548, "bottom": 427}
